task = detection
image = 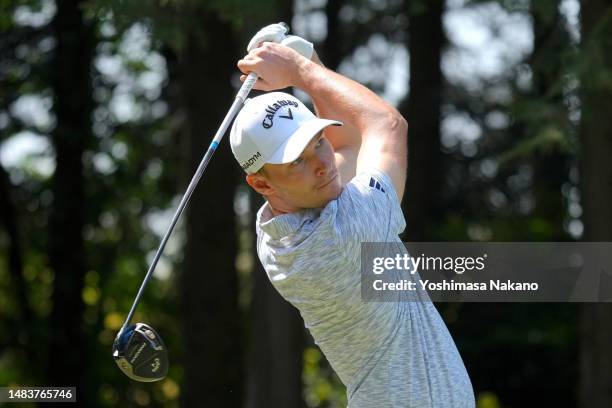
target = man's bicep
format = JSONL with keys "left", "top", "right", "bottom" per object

{"left": 356, "top": 130, "right": 407, "bottom": 202}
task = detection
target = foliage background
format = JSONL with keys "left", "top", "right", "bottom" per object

{"left": 0, "top": 0, "right": 611, "bottom": 407}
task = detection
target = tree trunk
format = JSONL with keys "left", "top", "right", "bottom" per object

{"left": 529, "top": 0, "right": 571, "bottom": 240}
{"left": 399, "top": 0, "right": 444, "bottom": 241}
{"left": 0, "top": 163, "right": 32, "bottom": 353}
{"left": 46, "top": 0, "right": 94, "bottom": 404}
{"left": 578, "top": 1, "right": 612, "bottom": 407}
{"left": 178, "top": 11, "right": 243, "bottom": 407}
{"left": 322, "top": 0, "right": 343, "bottom": 71}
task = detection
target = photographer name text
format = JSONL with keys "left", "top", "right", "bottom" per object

{"left": 372, "top": 279, "right": 539, "bottom": 292}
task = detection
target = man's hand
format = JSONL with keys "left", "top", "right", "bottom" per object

{"left": 237, "top": 42, "right": 311, "bottom": 91}
{"left": 240, "top": 23, "right": 316, "bottom": 91}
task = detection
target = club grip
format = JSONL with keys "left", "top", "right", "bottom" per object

{"left": 237, "top": 72, "right": 258, "bottom": 102}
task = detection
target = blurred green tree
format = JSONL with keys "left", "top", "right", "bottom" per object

{"left": 45, "top": 0, "right": 95, "bottom": 404}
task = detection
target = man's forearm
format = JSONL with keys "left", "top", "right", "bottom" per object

{"left": 308, "top": 52, "right": 362, "bottom": 153}
{"left": 292, "top": 56, "right": 404, "bottom": 147}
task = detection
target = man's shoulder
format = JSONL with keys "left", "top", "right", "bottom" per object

{"left": 336, "top": 167, "right": 395, "bottom": 214}
{"left": 335, "top": 166, "right": 406, "bottom": 240}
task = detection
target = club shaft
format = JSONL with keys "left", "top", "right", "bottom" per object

{"left": 120, "top": 72, "right": 259, "bottom": 334}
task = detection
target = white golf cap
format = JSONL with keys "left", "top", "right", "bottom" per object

{"left": 230, "top": 92, "right": 342, "bottom": 174}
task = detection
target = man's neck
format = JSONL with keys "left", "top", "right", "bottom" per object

{"left": 268, "top": 201, "right": 296, "bottom": 217}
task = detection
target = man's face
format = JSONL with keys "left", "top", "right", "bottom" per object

{"left": 248, "top": 132, "right": 342, "bottom": 211}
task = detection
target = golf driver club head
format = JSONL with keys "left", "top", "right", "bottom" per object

{"left": 112, "top": 323, "right": 168, "bottom": 382}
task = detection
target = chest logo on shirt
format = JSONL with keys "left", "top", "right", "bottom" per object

{"left": 369, "top": 177, "right": 385, "bottom": 193}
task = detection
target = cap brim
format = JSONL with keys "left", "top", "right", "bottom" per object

{"left": 266, "top": 118, "right": 343, "bottom": 165}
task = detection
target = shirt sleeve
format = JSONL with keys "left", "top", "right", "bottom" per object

{"left": 335, "top": 166, "right": 406, "bottom": 243}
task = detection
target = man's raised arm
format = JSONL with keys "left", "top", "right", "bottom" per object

{"left": 238, "top": 43, "right": 408, "bottom": 202}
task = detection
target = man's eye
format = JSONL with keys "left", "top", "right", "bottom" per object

{"left": 315, "top": 138, "right": 323, "bottom": 147}
{"left": 291, "top": 157, "right": 303, "bottom": 166}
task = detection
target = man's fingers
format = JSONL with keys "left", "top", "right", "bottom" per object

{"left": 237, "top": 58, "right": 259, "bottom": 75}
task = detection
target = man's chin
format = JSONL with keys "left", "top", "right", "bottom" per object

{"left": 315, "top": 185, "right": 343, "bottom": 208}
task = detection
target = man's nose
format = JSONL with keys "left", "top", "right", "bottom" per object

{"left": 314, "top": 152, "right": 332, "bottom": 177}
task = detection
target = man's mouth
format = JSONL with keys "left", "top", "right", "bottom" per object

{"left": 317, "top": 173, "right": 338, "bottom": 189}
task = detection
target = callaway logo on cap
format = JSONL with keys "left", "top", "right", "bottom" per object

{"left": 262, "top": 99, "right": 298, "bottom": 129}
{"left": 230, "top": 92, "right": 342, "bottom": 174}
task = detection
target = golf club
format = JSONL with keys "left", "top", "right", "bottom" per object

{"left": 111, "top": 23, "right": 288, "bottom": 381}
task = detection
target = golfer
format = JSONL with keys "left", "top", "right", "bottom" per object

{"left": 230, "top": 24, "right": 475, "bottom": 408}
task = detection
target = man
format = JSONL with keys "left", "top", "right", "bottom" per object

{"left": 230, "top": 24, "right": 475, "bottom": 408}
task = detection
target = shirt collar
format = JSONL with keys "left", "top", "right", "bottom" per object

{"left": 256, "top": 202, "right": 321, "bottom": 240}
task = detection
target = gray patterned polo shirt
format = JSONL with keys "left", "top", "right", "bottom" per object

{"left": 255, "top": 167, "right": 475, "bottom": 408}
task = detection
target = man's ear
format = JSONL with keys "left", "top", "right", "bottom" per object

{"left": 246, "top": 173, "right": 275, "bottom": 196}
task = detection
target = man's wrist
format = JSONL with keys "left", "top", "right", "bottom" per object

{"left": 292, "top": 57, "right": 324, "bottom": 91}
